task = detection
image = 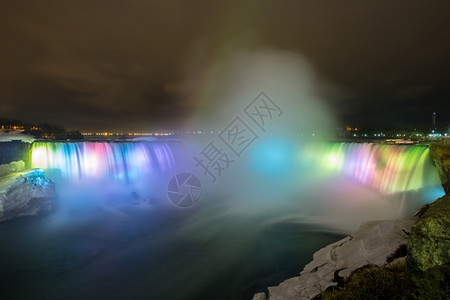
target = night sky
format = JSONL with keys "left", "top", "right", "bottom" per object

{"left": 1, "top": 0, "right": 449, "bottom": 131}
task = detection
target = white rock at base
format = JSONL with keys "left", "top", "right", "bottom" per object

{"left": 0, "top": 168, "right": 55, "bottom": 221}
{"left": 262, "top": 217, "right": 416, "bottom": 300}
{"left": 253, "top": 292, "right": 267, "bottom": 300}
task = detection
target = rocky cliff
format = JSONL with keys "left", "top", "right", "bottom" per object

{"left": 253, "top": 218, "right": 415, "bottom": 300}
{"left": 407, "top": 193, "right": 450, "bottom": 299}
{"left": 405, "top": 141, "right": 450, "bottom": 299}
{"left": 0, "top": 141, "right": 31, "bottom": 166}
{"left": 0, "top": 169, "right": 56, "bottom": 222}
{"left": 0, "top": 160, "right": 26, "bottom": 177}
{"left": 429, "top": 141, "right": 450, "bottom": 194}
{"left": 253, "top": 141, "right": 450, "bottom": 300}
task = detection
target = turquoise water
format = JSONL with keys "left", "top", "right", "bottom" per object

{"left": 0, "top": 141, "right": 444, "bottom": 299}
{"left": 0, "top": 198, "right": 344, "bottom": 299}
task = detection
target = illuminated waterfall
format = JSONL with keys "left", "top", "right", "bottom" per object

{"left": 31, "top": 141, "right": 443, "bottom": 199}
{"left": 31, "top": 141, "right": 183, "bottom": 182}
{"left": 303, "top": 143, "right": 441, "bottom": 194}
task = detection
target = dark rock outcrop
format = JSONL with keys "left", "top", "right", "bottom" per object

{"left": 0, "top": 140, "right": 31, "bottom": 166}
{"left": 429, "top": 141, "right": 450, "bottom": 194}
{"left": 407, "top": 193, "right": 450, "bottom": 299}
{"left": 0, "top": 169, "right": 56, "bottom": 222}
{"left": 0, "top": 160, "right": 26, "bottom": 177}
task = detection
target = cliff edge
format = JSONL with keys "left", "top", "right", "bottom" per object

{"left": 429, "top": 141, "right": 450, "bottom": 194}
{"left": 253, "top": 141, "right": 450, "bottom": 300}
{"left": 407, "top": 193, "right": 450, "bottom": 299}
{"left": 0, "top": 168, "right": 56, "bottom": 222}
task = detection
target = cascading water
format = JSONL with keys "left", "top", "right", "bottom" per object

{"left": 302, "top": 143, "right": 442, "bottom": 195}
{"left": 29, "top": 141, "right": 192, "bottom": 210}
{"left": 8, "top": 140, "right": 442, "bottom": 300}
{"left": 29, "top": 140, "right": 444, "bottom": 214}
{"left": 294, "top": 143, "right": 445, "bottom": 221}
{"left": 31, "top": 141, "right": 184, "bottom": 182}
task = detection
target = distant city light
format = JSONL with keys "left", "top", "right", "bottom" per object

{"left": 79, "top": 131, "right": 213, "bottom": 137}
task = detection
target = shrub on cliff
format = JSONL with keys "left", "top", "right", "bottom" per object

{"left": 321, "top": 261, "right": 407, "bottom": 300}
{"left": 407, "top": 194, "right": 450, "bottom": 299}
{"left": 429, "top": 141, "right": 450, "bottom": 194}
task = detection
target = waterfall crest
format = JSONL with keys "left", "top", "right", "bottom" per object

{"left": 303, "top": 143, "right": 441, "bottom": 194}
{"left": 31, "top": 141, "right": 184, "bottom": 183}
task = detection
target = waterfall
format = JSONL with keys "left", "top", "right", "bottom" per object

{"left": 30, "top": 141, "right": 444, "bottom": 209}
{"left": 31, "top": 141, "right": 185, "bottom": 183}
{"left": 303, "top": 143, "right": 442, "bottom": 195}
{"left": 27, "top": 140, "right": 445, "bottom": 230}
{"left": 30, "top": 141, "right": 442, "bottom": 194}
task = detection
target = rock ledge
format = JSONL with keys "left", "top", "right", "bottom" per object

{"left": 0, "top": 169, "right": 56, "bottom": 222}
{"left": 254, "top": 217, "right": 416, "bottom": 300}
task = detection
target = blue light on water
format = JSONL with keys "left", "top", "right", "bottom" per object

{"left": 420, "top": 186, "right": 446, "bottom": 204}
{"left": 249, "top": 139, "right": 294, "bottom": 177}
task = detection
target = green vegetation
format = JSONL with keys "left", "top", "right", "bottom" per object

{"left": 407, "top": 193, "right": 450, "bottom": 299}
{"left": 321, "top": 261, "right": 407, "bottom": 300}
{"left": 429, "top": 141, "right": 450, "bottom": 193}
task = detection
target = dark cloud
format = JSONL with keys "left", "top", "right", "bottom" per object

{"left": 1, "top": 0, "right": 449, "bottom": 131}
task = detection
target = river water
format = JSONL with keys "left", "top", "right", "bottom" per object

{"left": 0, "top": 141, "right": 444, "bottom": 299}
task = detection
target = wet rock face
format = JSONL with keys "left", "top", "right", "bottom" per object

{"left": 0, "top": 169, "right": 56, "bottom": 222}
{"left": 261, "top": 218, "right": 416, "bottom": 300}
{"left": 253, "top": 292, "right": 267, "bottom": 300}
{"left": 0, "top": 141, "right": 31, "bottom": 165}
{"left": 0, "top": 160, "right": 26, "bottom": 177}
{"left": 407, "top": 194, "right": 450, "bottom": 299}
{"left": 429, "top": 142, "right": 450, "bottom": 194}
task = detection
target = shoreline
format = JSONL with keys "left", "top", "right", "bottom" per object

{"left": 252, "top": 141, "right": 449, "bottom": 300}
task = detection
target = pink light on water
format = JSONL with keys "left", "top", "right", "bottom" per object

{"left": 303, "top": 143, "right": 443, "bottom": 195}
